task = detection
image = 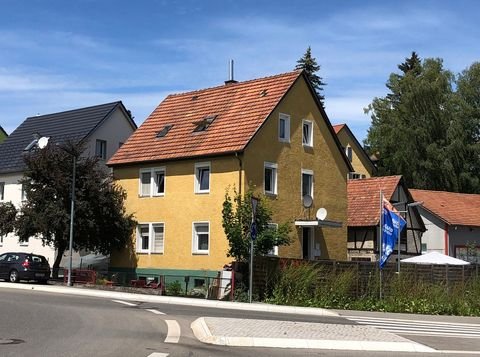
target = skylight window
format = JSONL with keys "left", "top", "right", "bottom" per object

{"left": 193, "top": 115, "right": 217, "bottom": 132}
{"left": 156, "top": 124, "right": 173, "bottom": 138}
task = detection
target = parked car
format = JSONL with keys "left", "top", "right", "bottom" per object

{"left": 0, "top": 252, "right": 51, "bottom": 283}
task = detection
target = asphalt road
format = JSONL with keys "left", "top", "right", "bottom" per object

{"left": 1, "top": 286, "right": 479, "bottom": 356}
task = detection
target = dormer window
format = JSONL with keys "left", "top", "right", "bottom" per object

{"left": 193, "top": 115, "right": 217, "bottom": 132}
{"left": 156, "top": 124, "right": 173, "bottom": 138}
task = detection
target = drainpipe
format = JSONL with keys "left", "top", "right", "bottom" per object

{"left": 235, "top": 152, "right": 243, "bottom": 196}
{"left": 444, "top": 223, "right": 449, "bottom": 255}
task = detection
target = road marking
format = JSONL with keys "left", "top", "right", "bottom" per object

{"left": 146, "top": 308, "right": 165, "bottom": 315}
{"left": 344, "top": 315, "right": 480, "bottom": 338}
{"left": 164, "top": 320, "right": 181, "bottom": 344}
{"left": 111, "top": 299, "right": 137, "bottom": 307}
{"left": 147, "top": 353, "right": 169, "bottom": 357}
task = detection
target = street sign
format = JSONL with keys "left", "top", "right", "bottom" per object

{"left": 251, "top": 222, "right": 257, "bottom": 241}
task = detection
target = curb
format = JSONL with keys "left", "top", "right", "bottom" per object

{"left": 0, "top": 282, "right": 338, "bottom": 317}
{"left": 191, "top": 317, "right": 437, "bottom": 352}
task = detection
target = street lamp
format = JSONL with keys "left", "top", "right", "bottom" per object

{"left": 38, "top": 137, "right": 76, "bottom": 286}
{"left": 392, "top": 201, "right": 423, "bottom": 273}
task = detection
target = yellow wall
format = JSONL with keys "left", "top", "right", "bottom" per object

{"left": 336, "top": 129, "right": 374, "bottom": 178}
{"left": 110, "top": 156, "right": 242, "bottom": 271}
{"left": 243, "top": 77, "right": 349, "bottom": 260}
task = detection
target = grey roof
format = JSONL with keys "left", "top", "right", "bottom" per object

{"left": 0, "top": 101, "right": 131, "bottom": 174}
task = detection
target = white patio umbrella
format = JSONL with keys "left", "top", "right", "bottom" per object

{"left": 401, "top": 251, "right": 470, "bottom": 265}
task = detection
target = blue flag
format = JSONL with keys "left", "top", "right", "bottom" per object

{"left": 380, "top": 200, "right": 406, "bottom": 268}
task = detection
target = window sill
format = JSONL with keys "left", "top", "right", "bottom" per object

{"left": 302, "top": 143, "right": 313, "bottom": 148}
{"left": 195, "top": 191, "right": 210, "bottom": 195}
{"left": 264, "top": 192, "right": 278, "bottom": 198}
{"left": 192, "top": 251, "right": 209, "bottom": 255}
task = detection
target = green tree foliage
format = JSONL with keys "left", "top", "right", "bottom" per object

{"left": 295, "top": 46, "right": 327, "bottom": 108}
{"left": 16, "top": 141, "right": 136, "bottom": 275}
{"left": 222, "top": 188, "right": 291, "bottom": 262}
{"left": 0, "top": 202, "right": 17, "bottom": 237}
{"left": 365, "top": 53, "right": 480, "bottom": 193}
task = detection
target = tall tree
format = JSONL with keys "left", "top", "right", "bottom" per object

{"left": 295, "top": 46, "right": 327, "bottom": 108}
{"left": 16, "top": 141, "right": 136, "bottom": 276}
{"left": 0, "top": 202, "right": 17, "bottom": 237}
{"left": 222, "top": 188, "right": 291, "bottom": 262}
{"left": 365, "top": 54, "right": 480, "bottom": 193}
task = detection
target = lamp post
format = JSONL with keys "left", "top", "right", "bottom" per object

{"left": 249, "top": 196, "right": 259, "bottom": 304}
{"left": 37, "top": 137, "right": 76, "bottom": 286}
{"left": 392, "top": 201, "right": 423, "bottom": 274}
{"left": 67, "top": 155, "right": 76, "bottom": 287}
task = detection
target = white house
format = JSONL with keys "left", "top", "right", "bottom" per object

{"left": 0, "top": 101, "right": 137, "bottom": 266}
{"left": 411, "top": 189, "right": 480, "bottom": 263}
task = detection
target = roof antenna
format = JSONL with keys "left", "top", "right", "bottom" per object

{"left": 225, "top": 59, "right": 238, "bottom": 85}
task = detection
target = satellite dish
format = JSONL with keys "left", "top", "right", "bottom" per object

{"left": 302, "top": 194, "right": 313, "bottom": 208}
{"left": 37, "top": 136, "right": 50, "bottom": 149}
{"left": 316, "top": 208, "right": 327, "bottom": 220}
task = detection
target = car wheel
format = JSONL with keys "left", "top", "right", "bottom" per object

{"left": 9, "top": 270, "right": 19, "bottom": 283}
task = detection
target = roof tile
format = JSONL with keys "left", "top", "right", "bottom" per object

{"left": 347, "top": 176, "right": 402, "bottom": 226}
{"left": 411, "top": 189, "right": 480, "bottom": 227}
{"left": 108, "top": 71, "right": 303, "bottom": 165}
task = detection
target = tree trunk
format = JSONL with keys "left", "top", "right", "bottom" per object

{"left": 52, "top": 245, "right": 66, "bottom": 279}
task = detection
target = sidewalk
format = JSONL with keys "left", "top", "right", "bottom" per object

{"left": 0, "top": 282, "right": 436, "bottom": 352}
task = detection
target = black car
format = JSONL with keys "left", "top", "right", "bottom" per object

{"left": 0, "top": 252, "right": 51, "bottom": 283}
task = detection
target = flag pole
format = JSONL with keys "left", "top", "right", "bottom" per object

{"left": 378, "top": 190, "right": 383, "bottom": 300}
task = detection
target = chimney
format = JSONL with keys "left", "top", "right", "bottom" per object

{"left": 224, "top": 59, "right": 238, "bottom": 85}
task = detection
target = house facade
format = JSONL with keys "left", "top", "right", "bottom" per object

{"left": 0, "top": 126, "right": 7, "bottom": 143}
{"left": 410, "top": 189, "right": 480, "bottom": 263}
{"left": 347, "top": 176, "right": 425, "bottom": 262}
{"left": 333, "top": 124, "right": 376, "bottom": 179}
{"left": 108, "top": 70, "right": 352, "bottom": 279}
{"left": 0, "top": 102, "right": 137, "bottom": 265}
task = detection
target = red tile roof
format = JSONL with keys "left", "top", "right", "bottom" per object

{"left": 332, "top": 124, "right": 345, "bottom": 134}
{"left": 108, "top": 71, "right": 303, "bottom": 166}
{"left": 410, "top": 189, "right": 480, "bottom": 227}
{"left": 347, "top": 176, "right": 402, "bottom": 226}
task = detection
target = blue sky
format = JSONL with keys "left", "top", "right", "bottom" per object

{"left": 1, "top": 1, "right": 479, "bottom": 143}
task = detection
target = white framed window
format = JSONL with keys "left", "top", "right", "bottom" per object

{"left": 95, "top": 139, "right": 107, "bottom": 160}
{"left": 0, "top": 182, "right": 4, "bottom": 201}
{"left": 267, "top": 223, "right": 279, "bottom": 256}
{"left": 345, "top": 146, "right": 353, "bottom": 162}
{"left": 278, "top": 113, "right": 290, "bottom": 142}
{"left": 264, "top": 162, "right": 278, "bottom": 195}
{"left": 195, "top": 162, "right": 210, "bottom": 194}
{"left": 302, "top": 119, "right": 313, "bottom": 147}
{"left": 301, "top": 169, "right": 314, "bottom": 199}
{"left": 136, "top": 223, "right": 165, "bottom": 254}
{"left": 192, "top": 222, "right": 209, "bottom": 254}
{"left": 139, "top": 167, "right": 166, "bottom": 197}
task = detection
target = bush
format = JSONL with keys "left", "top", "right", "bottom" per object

{"left": 166, "top": 280, "right": 183, "bottom": 296}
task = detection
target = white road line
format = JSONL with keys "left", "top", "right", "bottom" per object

{"left": 344, "top": 315, "right": 480, "bottom": 338}
{"left": 147, "top": 353, "right": 169, "bottom": 357}
{"left": 111, "top": 299, "right": 137, "bottom": 307}
{"left": 342, "top": 315, "right": 480, "bottom": 327}
{"left": 164, "top": 320, "right": 181, "bottom": 344}
{"left": 146, "top": 309, "right": 166, "bottom": 315}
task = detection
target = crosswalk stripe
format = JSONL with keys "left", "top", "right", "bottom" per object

{"left": 342, "top": 315, "right": 480, "bottom": 327}
{"left": 344, "top": 315, "right": 480, "bottom": 338}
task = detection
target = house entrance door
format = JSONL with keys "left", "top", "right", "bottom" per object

{"left": 302, "top": 227, "right": 312, "bottom": 260}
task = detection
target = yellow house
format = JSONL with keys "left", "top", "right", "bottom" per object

{"left": 333, "top": 124, "right": 377, "bottom": 179}
{"left": 108, "top": 70, "right": 352, "bottom": 278}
